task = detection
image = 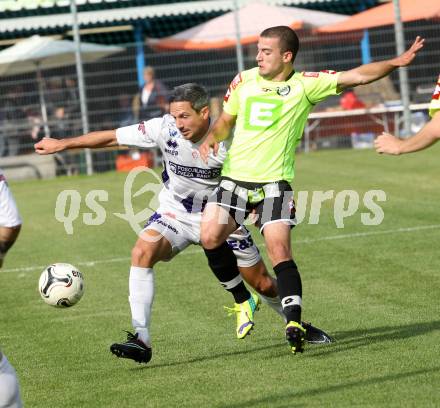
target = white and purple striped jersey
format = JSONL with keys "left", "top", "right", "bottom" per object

{"left": 116, "top": 117, "right": 261, "bottom": 266}
{"left": 116, "top": 114, "right": 226, "bottom": 216}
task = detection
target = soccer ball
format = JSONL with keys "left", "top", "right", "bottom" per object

{"left": 38, "top": 263, "right": 84, "bottom": 307}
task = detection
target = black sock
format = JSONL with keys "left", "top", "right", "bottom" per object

{"left": 0, "top": 240, "right": 14, "bottom": 255}
{"left": 203, "top": 241, "right": 250, "bottom": 304}
{"left": 273, "top": 260, "right": 302, "bottom": 324}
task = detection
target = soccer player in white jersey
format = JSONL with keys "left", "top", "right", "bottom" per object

{"left": 0, "top": 170, "right": 22, "bottom": 269}
{"left": 0, "top": 174, "right": 23, "bottom": 404}
{"left": 0, "top": 349, "right": 23, "bottom": 408}
{"left": 199, "top": 26, "right": 424, "bottom": 353}
{"left": 35, "top": 83, "right": 331, "bottom": 364}
{"left": 375, "top": 73, "right": 440, "bottom": 154}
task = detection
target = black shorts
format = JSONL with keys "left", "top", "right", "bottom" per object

{"left": 209, "top": 178, "right": 296, "bottom": 232}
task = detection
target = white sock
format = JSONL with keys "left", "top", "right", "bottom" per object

{"left": 129, "top": 266, "right": 154, "bottom": 347}
{"left": 259, "top": 294, "right": 287, "bottom": 323}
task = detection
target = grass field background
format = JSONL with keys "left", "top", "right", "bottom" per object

{"left": 1, "top": 147, "right": 439, "bottom": 407}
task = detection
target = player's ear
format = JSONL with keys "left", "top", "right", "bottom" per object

{"left": 200, "top": 106, "right": 209, "bottom": 120}
{"left": 283, "top": 51, "right": 293, "bottom": 63}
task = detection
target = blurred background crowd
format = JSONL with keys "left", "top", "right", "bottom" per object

{"left": 0, "top": 0, "right": 438, "bottom": 175}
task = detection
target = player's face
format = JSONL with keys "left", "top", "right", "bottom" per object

{"left": 256, "top": 36, "right": 292, "bottom": 80}
{"left": 169, "top": 101, "right": 209, "bottom": 142}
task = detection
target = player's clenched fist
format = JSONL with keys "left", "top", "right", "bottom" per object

{"left": 374, "top": 132, "right": 402, "bottom": 155}
{"left": 199, "top": 135, "right": 219, "bottom": 163}
{"left": 34, "top": 138, "right": 64, "bottom": 155}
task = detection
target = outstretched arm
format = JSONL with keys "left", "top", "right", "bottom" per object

{"left": 337, "top": 36, "right": 424, "bottom": 92}
{"left": 199, "top": 111, "right": 236, "bottom": 162}
{"left": 374, "top": 113, "right": 440, "bottom": 155}
{"left": 34, "top": 130, "right": 118, "bottom": 155}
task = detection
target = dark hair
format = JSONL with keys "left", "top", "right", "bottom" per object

{"left": 169, "top": 83, "right": 209, "bottom": 112}
{"left": 260, "top": 26, "right": 299, "bottom": 61}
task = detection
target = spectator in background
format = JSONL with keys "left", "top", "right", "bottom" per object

{"left": 116, "top": 94, "right": 135, "bottom": 127}
{"left": 44, "top": 77, "right": 82, "bottom": 174}
{"left": 63, "top": 78, "right": 81, "bottom": 135}
{"left": 0, "top": 110, "right": 5, "bottom": 157}
{"left": 44, "top": 77, "right": 81, "bottom": 139}
{"left": 46, "top": 77, "right": 68, "bottom": 139}
{"left": 1, "top": 87, "right": 27, "bottom": 157}
{"left": 340, "top": 90, "right": 366, "bottom": 110}
{"left": 26, "top": 106, "right": 44, "bottom": 144}
{"left": 132, "top": 66, "right": 169, "bottom": 121}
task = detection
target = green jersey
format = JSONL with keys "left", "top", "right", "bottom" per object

{"left": 222, "top": 67, "right": 341, "bottom": 183}
{"left": 429, "top": 74, "right": 440, "bottom": 118}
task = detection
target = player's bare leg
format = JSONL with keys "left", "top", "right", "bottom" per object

{"left": 200, "top": 203, "right": 237, "bottom": 249}
{"left": 238, "top": 261, "right": 278, "bottom": 296}
{"left": 0, "top": 225, "right": 21, "bottom": 269}
{"left": 131, "top": 229, "right": 173, "bottom": 267}
{"left": 110, "top": 230, "right": 172, "bottom": 364}
{"left": 263, "top": 222, "right": 305, "bottom": 353}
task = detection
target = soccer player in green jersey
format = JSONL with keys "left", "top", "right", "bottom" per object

{"left": 375, "top": 74, "right": 440, "bottom": 154}
{"left": 199, "top": 26, "right": 424, "bottom": 354}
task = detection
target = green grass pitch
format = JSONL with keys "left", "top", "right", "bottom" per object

{"left": 1, "top": 147, "right": 439, "bottom": 407}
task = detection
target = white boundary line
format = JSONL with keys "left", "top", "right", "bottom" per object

{"left": 2, "top": 224, "right": 440, "bottom": 274}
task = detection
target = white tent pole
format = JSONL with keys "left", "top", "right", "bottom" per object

{"left": 70, "top": 0, "right": 93, "bottom": 175}
{"left": 36, "top": 63, "right": 51, "bottom": 138}
{"left": 393, "top": 0, "right": 411, "bottom": 136}
{"left": 232, "top": 0, "right": 244, "bottom": 72}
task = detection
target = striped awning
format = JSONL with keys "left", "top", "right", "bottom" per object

{"left": 0, "top": 0, "right": 379, "bottom": 34}
{"left": 0, "top": 0, "right": 377, "bottom": 13}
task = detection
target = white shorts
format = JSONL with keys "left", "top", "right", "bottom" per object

{"left": 0, "top": 354, "right": 23, "bottom": 408}
{"left": 0, "top": 179, "right": 22, "bottom": 228}
{"left": 142, "top": 207, "right": 261, "bottom": 268}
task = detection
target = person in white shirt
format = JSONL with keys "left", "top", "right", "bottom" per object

{"left": 35, "top": 83, "right": 331, "bottom": 364}
{"left": 0, "top": 170, "right": 22, "bottom": 269}
{"left": 132, "top": 66, "right": 169, "bottom": 121}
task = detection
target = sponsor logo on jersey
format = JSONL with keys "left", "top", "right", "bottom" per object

{"left": 166, "top": 139, "right": 178, "bottom": 149}
{"left": 231, "top": 73, "right": 242, "bottom": 90}
{"left": 168, "top": 127, "right": 178, "bottom": 137}
{"left": 145, "top": 212, "right": 161, "bottom": 226}
{"left": 165, "top": 139, "right": 179, "bottom": 156}
{"left": 165, "top": 149, "right": 178, "bottom": 156}
{"left": 138, "top": 122, "right": 146, "bottom": 135}
{"left": 320, "top": 70, "right": 337, "bottom": 75}
{"left": 277, "top": 85, "right": 291, "bottom": 96}
{"left": 145, "top": 212, "right": 179, "bottom": 234}
{"left": 224, "top": 73, "right": 243, "bottom": 102}
{"left": 302, "top": 71, "right": 319, "bottom": 78}
{"left": 432, "top": 82, "right": 440, "bottom": 100}
{"left": 224, "top": 88, "right": 231, "bottom": 102}
{"left": 168, "top": 161, "right": 221, "bottom": 180}
{"left": 244, "top": 96, "right": 283, "bottom": 130}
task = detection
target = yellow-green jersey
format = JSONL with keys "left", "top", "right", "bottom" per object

{"left": 221, "top": 67, "right": 341, "bottom": 183}
{"left": 429, "top": 74, "right": 440, "bottom": 118}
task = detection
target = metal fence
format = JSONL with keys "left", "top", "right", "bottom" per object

{"left": 0, "top": 19, "right": 439, "bottom": 177}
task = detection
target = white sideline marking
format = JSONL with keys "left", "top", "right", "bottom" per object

{"left": 2, "top": 224, "right": 440, "bottom": 274}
